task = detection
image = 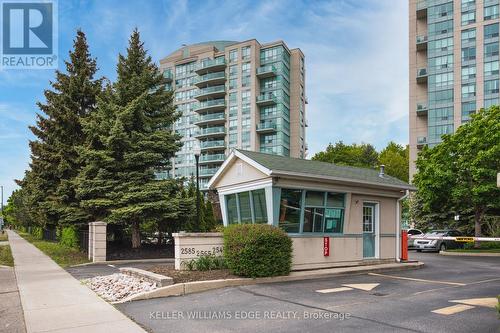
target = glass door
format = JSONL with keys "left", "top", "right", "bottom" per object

{"left": 363, "top": 203, "right": 376, "bottom": 258}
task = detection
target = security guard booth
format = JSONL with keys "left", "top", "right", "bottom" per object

{"left": 208, "top": 149, "right": 415, "bottom": 270}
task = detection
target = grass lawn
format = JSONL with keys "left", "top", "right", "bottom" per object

{"left": 448, "top": 248, "right": 500, "bottom": 253}
{"left": 0, "top": 245, "right": 14, "bottom": 266}
{"left": 0, "top": 232, "right": 8, "bottom": 241}
{"left": 17, "top": 232, "right": 89, "bottom": 267}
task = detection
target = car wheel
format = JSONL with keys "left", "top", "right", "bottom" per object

{"left": 440, "top": 243, "right": 446, "bottom": 252}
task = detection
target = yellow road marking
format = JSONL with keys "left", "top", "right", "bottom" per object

{"left": 342, "top": 283, "right": 380, "bottom": 291}
{"left": 431, "top": 304, "right": 475, "bottom": 315}
{"left": 368, "top": 273, "right": 466, "bottom": 286}
{"left": 450, "top": 298, "right": 498, "bottom": 308}
{"left": 316, "top": 287, "right": 353, "bottom": 294}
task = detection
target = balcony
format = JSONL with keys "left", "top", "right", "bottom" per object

{"left": 417, "top": 136, "right": 427, "bottom": 148}
{"left": 195, "top": 126, "right": 226, "bottom": 139}
{"left": 200, "top": 140, "right": 225, "bottom": 151}
{"left": 199, "top": 153, "right": 226, "bottom": 164}
{"left": 416, "top": 103, "right": 428, "bottom": 116}
{"left": 194, "top": 71, "right": 226, "bottom": 87}
{"left": 194, "top": 112, "right": 226, "bottom": 126}
{"left": 416, "top": 35, "right": 428, "bottom": 51}
{"left": 256, "top": 65, "right": 278, "bottom": 78}
{"left": 163, "top": 69, "right": 173, "bottom": 82}
{"left": 195, "top": 58, "right": 226, "bottom": 74}
{"left": 416, "top": 68, "right": 428, "bottom": 84}
{"left": 256, "top": 120, "right": 278, "bottom": 133}
{"left": 256, "top": 93, "right": 278, "bottom": 106}
{"left": 195, "top": 85, "right": 226, "bottom": 100}
{"left": 193, "top": 99, "right": 226, "bottom": 113}
{"left": 416, "top": 0, "right": 427, "bottom": 19}
{"left": 199, "top": 167, "right": 219, "bottom": 178}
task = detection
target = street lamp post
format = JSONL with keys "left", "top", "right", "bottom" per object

{"left": 194, "top": 147, "right": 201, "bottom": 231}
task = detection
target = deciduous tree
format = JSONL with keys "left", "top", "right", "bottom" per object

{"left": 413, "top": 106, "right": 500, "bottom": 238}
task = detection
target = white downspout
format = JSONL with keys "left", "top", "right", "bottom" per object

{"left": 396, "top": 190, "right": 410, "bottom": 262}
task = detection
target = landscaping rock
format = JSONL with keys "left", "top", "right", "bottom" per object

{"left": 83, "top": 273, "right": 157, "bottom": 302}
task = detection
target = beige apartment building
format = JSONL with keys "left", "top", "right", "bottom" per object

{"left": 409, "top": 0, "right": 499, "bottom": 178}
{"left": 159, "top": 40, "right": 307, "bottom": 189}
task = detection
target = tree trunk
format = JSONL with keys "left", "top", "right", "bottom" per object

{"left": 131, "top": 221, "right": 141, "bottom": 249}
{"left": 473, "top": 207, "right": 483, "bottom": 249}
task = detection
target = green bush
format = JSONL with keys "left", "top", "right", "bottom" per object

{"left": 59, "top": 227, "right": 79, "bottom": 248}
{"left": 184, "top": 255, "right": 226, "bottom": 271}
{"left": 31, "top": 226, "right": 43, "bottom": 240}
{"left": 223, "top": 224, "right": 292, "bottom": 278}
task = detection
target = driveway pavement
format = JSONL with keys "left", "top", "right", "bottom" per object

{"left": 66, "top": 260, "right": 173, "bottom": 280}
{"left": 117, "top": 252, "right": 500, "bottom": 333}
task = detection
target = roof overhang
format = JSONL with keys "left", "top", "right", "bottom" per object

{"left": 270, "top": 170, "right": 417, "bottom": 191}
{"left": 208, "top": 150, "right": 417, "bottom": 192}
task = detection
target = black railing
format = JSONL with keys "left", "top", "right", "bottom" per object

{"left": 42, "top": 228, "right": 57, "bottom": 242}
{"left": 79, "top": 231, "right": 89, "bottom": 253}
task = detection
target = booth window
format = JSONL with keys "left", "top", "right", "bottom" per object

{"left": 226, "top": 194, "right": 239, "bottom": 224}
{"left": 239, "top": 192, "right": 252, "bottom": 223}
{"left": 225, "top": 189, "right": 268, "bottom": 224}
{"left": 252, "top": 189, "right": 267, "bottom": 223}
{"left": 279, "top": 189, "right": 345, "bottom": 234}
{"left": 278, "top": 189, "right": 302, "bottom": 233}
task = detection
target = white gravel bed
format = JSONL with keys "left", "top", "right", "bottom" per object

{"left": 83, "top": 273, "right": 157, "bottom": 302}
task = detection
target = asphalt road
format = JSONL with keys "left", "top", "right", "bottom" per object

{"left": 116, "top": 252, "right": 500, "bottom": 333}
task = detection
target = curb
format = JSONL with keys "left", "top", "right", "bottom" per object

{"left": 70, "top": 258, "right": 174, "bottom": 267}
{"left": 112, "top": 262, "right": 424, "bottom": 304}
{"left": 440, "top": 251, "right": 500, "bottom": 257}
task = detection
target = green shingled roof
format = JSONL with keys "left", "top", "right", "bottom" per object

{"left": 236, "top": 149, "right": 414, "bottom": 190}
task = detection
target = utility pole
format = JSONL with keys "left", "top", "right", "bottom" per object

{"left": 0, "top": 185, "right": 3, "bottom": 213}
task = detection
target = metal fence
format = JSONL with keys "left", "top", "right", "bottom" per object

{"left": 42, "top": 228, "right": 57, "bottom": 242}
{"left": 79, "top": 231, "right": 89, "bottom": 254}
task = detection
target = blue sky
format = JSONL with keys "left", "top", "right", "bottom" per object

{"left": 0, "top": 0, "right": 409, "bottom": 200}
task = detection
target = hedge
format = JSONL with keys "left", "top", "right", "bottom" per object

{"left": 223, "top": 224, "right": 292, "bottom": 278}
{"left": 31, "top": 226, "right": 43, "bottom": 240}
{"left": 59, "top": 227, "right": 79, "bottom": 248}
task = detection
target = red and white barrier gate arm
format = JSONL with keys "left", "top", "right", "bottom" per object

{"left": 411, "top": 236, "right": 500, "bottom": 242}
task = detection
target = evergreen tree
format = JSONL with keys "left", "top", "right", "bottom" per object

{"left": 76, "top": 29, "right": 182, "bottom": 248}
{"left": 203, "top": 200, "right": 218, "bottom": 231}
{"left": 22, "top": 30, "right": 102, "bottom": 227}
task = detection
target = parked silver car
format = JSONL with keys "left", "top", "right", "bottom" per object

{"left": 407, "top": 228, "right": 423, "bottom": 250}
{"left": 414, "top": 230, "right": 463, "bottom": 252}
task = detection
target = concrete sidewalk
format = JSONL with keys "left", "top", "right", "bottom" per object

{"left": 7, "top": 230, "right": 145, "bottom": 333}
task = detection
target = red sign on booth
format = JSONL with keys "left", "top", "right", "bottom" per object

{"left": 323, "top": 237, "right": 330, "bottom": 256}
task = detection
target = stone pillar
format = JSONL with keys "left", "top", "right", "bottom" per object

{"left": 173, "top": 232, "right": 224, "bottom": 270}
{"left": 88, "top": 221, "right": 107, "bottom": 262}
